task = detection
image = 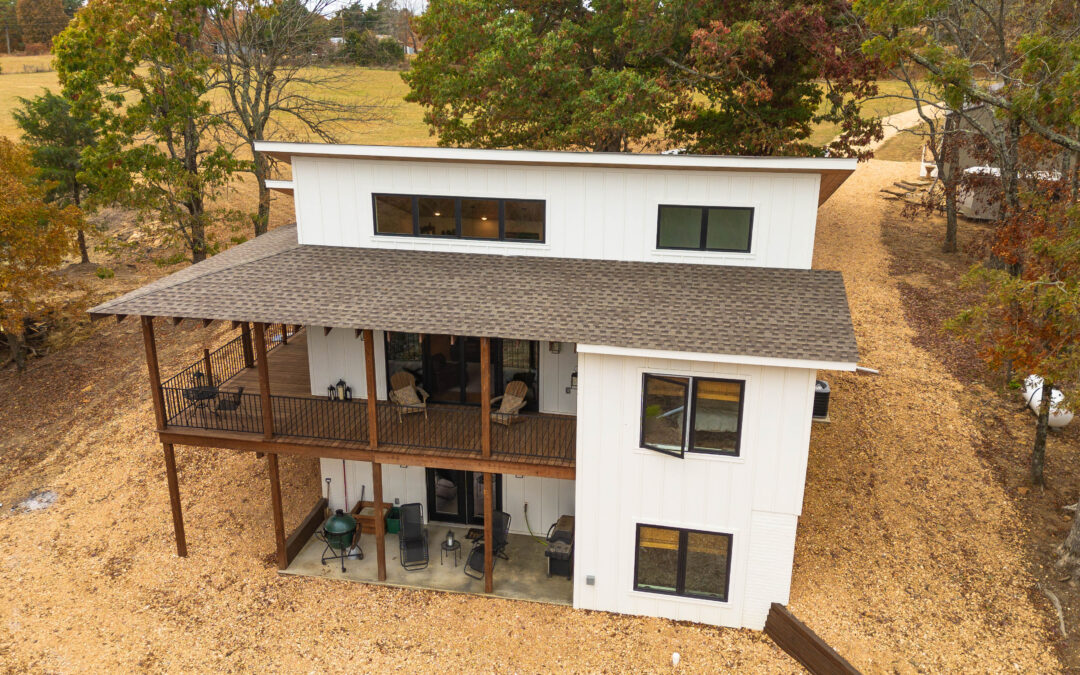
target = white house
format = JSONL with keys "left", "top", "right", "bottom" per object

{"left": 90, "top": 143, "right": 858, "bottom": 631}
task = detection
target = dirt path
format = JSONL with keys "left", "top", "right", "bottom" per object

{"left": 793, "top": 159, "right": 1059, "bottom": 672}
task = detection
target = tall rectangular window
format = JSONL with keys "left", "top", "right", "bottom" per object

{"left": 640, "top": 374, "right": 744, "bottom": 457}
{"left": 373, "top": 193, "right": 545, "bottom": 243}
{"left": 657, "top": 205, "right": 753, "bottom": 253}
{"left": 634, "top": 525, "right": 733, "bottom": 602}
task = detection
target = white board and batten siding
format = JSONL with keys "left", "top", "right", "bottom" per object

{"left": 290, "top": 157, "right": 822, "bottom": 270}
{"left": 320, "top": 459, "right": 574, "bottom": 539}
{"left": 310, "top": 327, "right": 577, "bottom": 536}
{"left": 571, "top": 351, "right": 817, "bottom": 630}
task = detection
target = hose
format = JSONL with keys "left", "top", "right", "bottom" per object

{"left": 522, "top": 503, "right": 549, "bottom": 545}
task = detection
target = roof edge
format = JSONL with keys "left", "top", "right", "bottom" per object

{"left": 254, "top": 141, "right": 858, "bottom": 173}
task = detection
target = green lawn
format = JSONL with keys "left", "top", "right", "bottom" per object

{"left": 806, "top": 78, "right": 919, "bottom": 146}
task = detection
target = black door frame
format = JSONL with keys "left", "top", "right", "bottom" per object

{"left": 424, "top": 468, "right": 503, "bottom": 525}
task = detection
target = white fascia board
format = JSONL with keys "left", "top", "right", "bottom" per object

{"left": 253, "top": 141, "right": 858, "bottom": 174}
{"left": 265, "top": 179, "right": 294, "bottom": 193}
{"left": 576, "top": 344, "right": 858, "bottom": 372}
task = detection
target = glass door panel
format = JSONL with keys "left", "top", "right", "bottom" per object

{"left": 425, "top": 334, "right": 463, "bottom": 403}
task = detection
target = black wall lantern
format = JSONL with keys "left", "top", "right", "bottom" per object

{"left": 328, "top": 379, "right": 352, "bottom": 401}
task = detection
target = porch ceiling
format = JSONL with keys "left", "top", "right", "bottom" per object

{"left": 90, "top": 225, "right": 858, "bottom": 364}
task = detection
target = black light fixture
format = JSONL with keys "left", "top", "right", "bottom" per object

{"left": 328, "top": 379, "right": 352, "bottom": 401}
{"left": 565, "top": 370, "right": 578, "bottom": 394}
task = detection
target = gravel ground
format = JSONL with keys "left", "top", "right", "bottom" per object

{"left": 0, "top": 160, "right": 1061, "bottom": 673}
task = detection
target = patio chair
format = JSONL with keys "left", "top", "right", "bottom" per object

{"left": 464, "top": 510, "right": 511, "bottom": 579}
{"left": 398, "top": 502, "right": 429, "bottom": 571}
{"left": 491, "top": 380, "right": 529, "bottom": 426}
{"left": 214, "top": 387, "right": 244, "bottom": 414}
{"left": 389, "top": 371, "right": 429, "bottom": 422}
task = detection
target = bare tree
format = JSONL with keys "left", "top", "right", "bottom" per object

{"left": 207, "top": 0, "right": 391, "bottom": 236}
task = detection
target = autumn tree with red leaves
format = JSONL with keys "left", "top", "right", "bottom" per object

{"left": 948, "top": 191, "right": 1080, "bottom": 488}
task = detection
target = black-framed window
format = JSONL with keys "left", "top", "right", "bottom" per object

{"left": 640, "top": 374, "right": 744, "bottom": 457}
{"left": 656, "top": 205, "right": 753, "bottom": 253}
{"left": 634, "top": 524, "right": 733, "bottom": 602}
{"left": 373, "top": 193, "right": 545, "bottom": 243}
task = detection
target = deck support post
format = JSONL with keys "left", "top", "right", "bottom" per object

{"left": 281, "top": 324, "right": 289, "bottom": 345}
{"left": 480, "top": 337, "right": 493, "bottom": 592}
{"left": 252, "top": 322, "right": 274, "bottom": 439}
{"left": 162, "top": 442, "right": 187, "bottom": 557}
{"left": 202, "top": 348, "right": 214, "bottom": 385}
{"left": 363, "top": 328, "right": 387, "bottom": 581}
{"left": 268, "top": 453, "right": 288, "bottom": 570}
{"left": 483, "top": 471, "right": 494, "bottom": 593}
{"left": 240, "top": 322, "right": 255, "bottom": 368}
{"left": 141, "top": 315, "right": 187, "bottom": 558}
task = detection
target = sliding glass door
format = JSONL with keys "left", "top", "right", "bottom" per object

{"left": 385, "top": 333, "right": 538, "bottom": 409}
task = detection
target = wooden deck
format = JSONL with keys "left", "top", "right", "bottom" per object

{"left": 161, "top": 330, "right": 576, "bottom": 475}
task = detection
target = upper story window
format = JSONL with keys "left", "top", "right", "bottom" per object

{"left": 656, "top": 205, "right": 753, "bottom": 253}
{"left": 374, "top": 193, "right": 545, "bottom": 243}
{"left": 640, "top": 374, "right": 744, "bottom": 458}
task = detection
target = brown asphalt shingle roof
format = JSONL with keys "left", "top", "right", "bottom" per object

{"left": 91, "top": 226, "right": 859, "bottom": 364}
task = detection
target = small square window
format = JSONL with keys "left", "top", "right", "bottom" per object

{"left": 504, "top": 200, "right": 545, "bottom": 241}
{"left": 418, "top": 197, "right": 457, "bottom": 236}
{"left": 373, "top": 195, "right": 414, "bottom": 235}
{"left": 705, "top": 208, "right": 752, "bottom": 252}
{"left": 460, "top": 198, "right": 500, "bottom": 239}
{"left": 657, "top": 206, "right": 701, "bottom": 249}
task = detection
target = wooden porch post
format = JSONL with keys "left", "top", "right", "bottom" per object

{"left": 202, "top": 348, "right": 214, "bottom": 385}
{"left": 240, "top": 322, "right": 255, "bottom": 368}
{"left": 481, "top": 337, "right": 491, "bottom": 459}
{"left": 140, "top": 315, "right": 167, "bottom": 430}
{"left": 480, "top": 337, "right": 493, "bottom": 592}
{"left": 140, "top": 315, "right": 187, "bottom": 557}
{"left": 363, "top": 328, "right": 387, "bottom": 582}
{"left": 252, "top": 322, "right": 274, "bottom": 439}
{"left": 483, "top": 471, "right": 494, "bottom": 593}
{"left": 162, "top": 443, "right": 187, "bottom": 557}
{"left": 267, "top": 453, "right": 288, "bottom": 570}
{"left": 280, "top": 324, "right": 289, "bottom": 345}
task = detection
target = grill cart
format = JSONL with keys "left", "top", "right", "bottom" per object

{"left": 544, "top": 515, "right": 575, "bottom": 579}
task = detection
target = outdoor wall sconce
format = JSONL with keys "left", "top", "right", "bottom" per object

{"left": 548, "top": 341, "right": 562, "bottom": 354}
{"left": 328, "top": 379, "right": 352, "bottom": 401}
{"left": 565, "top": 371, "right": 578, "bottom": 394}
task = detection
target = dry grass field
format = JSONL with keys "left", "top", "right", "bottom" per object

{"left": 0, "top": 50, "right": 1068, "bottom": 671}
{"left": 0, "top": 159, "right": 1069, "bottom": 672}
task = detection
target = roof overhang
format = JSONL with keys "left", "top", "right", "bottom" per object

{"left": 254, "top": 142, "right": 857, "bottom": 206}
{"left": 575, "top": 344, "right": 857, "bottom": 372}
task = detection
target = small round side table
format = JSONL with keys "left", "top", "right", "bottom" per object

{"left": 440, "top": 538, "right": 461, "bottom": 566}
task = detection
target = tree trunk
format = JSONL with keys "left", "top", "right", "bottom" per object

{"left": 254, "top": 150, "right": 270, "bottom": 236}
{"left": 76, "top": 229, "right": 90, "bottom": 264}
{"left": 73, "top": 179, "right": 89, "bottom": 263}
{"left": 190, "top": 218, "right": 207, "bottom": 263}
{"left": 1058, "top": 484, "right": 1080, "bottom": 578}
{"left": 943, "top": 186, "right": 958, "bottom": 253}
{"left": 4, "top": 331, "right": 27, "bottom": 373}
{"left": 1032, "top": 382, "right": 1053, "bottom": 486}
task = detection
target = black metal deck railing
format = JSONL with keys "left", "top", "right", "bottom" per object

{"left": 158, "top": 326, "right": 574, "bottom": 464}
{"left": 161, "top": 323, "right": 299, "bottom": 392}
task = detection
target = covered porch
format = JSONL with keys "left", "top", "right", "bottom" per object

{"left": 283, "top": 522, "right": 573, "bottom": 606}
{"left": 158, "top": 327, "right": 576, "bottom": 469}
